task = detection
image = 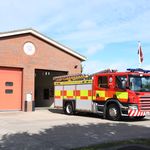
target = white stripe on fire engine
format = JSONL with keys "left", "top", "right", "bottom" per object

{"left": 128, "top": 109, "right": 145, "bottom": 116}
{"left": 137, "top": 111, "right": 140, "bottom": 116}
{"left": 129, "top": 109, "right": 134, "bottom": 116}
{"left": 134, "top": 110, "right": 138, "bottom": 116}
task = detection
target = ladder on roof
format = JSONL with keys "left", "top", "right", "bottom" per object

{"left": 53, "top": 74, "right": 91, "bottom": 82}
{"left": 53, "top": 69, "right": 118, "bottom": 82}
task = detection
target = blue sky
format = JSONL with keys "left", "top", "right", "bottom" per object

{"left": 0, "top": 0, "right": 150, "bottom": 73}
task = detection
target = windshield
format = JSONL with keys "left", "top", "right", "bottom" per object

{"left": 129, "top": 75, "right": 150, "bottom": 92}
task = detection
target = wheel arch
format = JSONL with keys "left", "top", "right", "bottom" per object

{"left": 103, "top": 98, "right": 122, "bottom": 118}
{"left": 63, "top": 99, "right": 76, "bottom": 112}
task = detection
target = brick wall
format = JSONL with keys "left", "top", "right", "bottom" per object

{"left": 0, "top": 33, "right": 82, "bottom": 110}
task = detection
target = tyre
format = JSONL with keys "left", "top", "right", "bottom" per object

{"left": 106, "top": 104, "right": 121, "bottom": 121}
{"left": 64, "top": 103, "right": 74, "bottom": 115}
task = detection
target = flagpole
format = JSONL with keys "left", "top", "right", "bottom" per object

{"left": 139, "top": 62, "right": 141, "bottom": 68}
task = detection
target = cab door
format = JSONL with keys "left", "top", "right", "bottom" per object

{"left": 93, "top": 75, "right": 109, "bottom": 101}
{"left": 93, "top": 74, "right": 116, "bottom": 102}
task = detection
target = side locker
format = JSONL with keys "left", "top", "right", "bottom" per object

{"left": 76, "top": 84, "right": 92, "bottom": 112}
{"left": 54, "top": 85, "right": 63, "bottom": 108}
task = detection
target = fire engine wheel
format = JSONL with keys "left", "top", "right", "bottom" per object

{"left": 65, "top": 103, "right": 74, "bottom": 115}
{"left": 106, "top": 104, "right": 121, "bottom": 121}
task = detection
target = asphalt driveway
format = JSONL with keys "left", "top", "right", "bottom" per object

{"left": 0, "top": 109, "right": 150, "bottom": 150}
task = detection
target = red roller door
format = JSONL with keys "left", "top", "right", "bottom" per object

{"left": 0, "top": 68, "right": 22, "bottom": 110}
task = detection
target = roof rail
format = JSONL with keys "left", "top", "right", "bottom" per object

{"left": 127, "top": 68, "right": 150, "bottom": 73}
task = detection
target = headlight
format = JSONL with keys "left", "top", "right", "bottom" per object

{"left": 129, "top": 104, "right": 138, "bottom": 110}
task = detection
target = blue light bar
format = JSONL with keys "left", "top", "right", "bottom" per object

{"left": 127, "top": 68, "right": 150, "bottom": 73}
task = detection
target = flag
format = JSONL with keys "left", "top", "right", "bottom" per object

{"left": 138, "top": 42, "right": 143, "bottom": 64}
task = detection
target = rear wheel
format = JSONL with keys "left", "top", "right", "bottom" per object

{"left": 64, "top": 103, "right": 74, "bottom": 115}
{"left": 106, "top": 104, "right": 121, "bottom": 121}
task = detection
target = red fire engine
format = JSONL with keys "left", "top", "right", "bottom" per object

{"left": 54, "top": 68, "right": 150, "bottom": 120}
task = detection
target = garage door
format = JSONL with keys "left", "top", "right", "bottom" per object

{"left": 0, "top": 68, "right": 22, "bottom": 110}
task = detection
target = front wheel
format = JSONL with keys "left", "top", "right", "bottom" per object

{"left": 64, "top": 103, "right": 74, "bottom": 115}
{"left": 106, "top": 104, "right": 121, "bottom": 121}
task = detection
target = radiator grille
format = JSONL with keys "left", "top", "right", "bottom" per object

{"left": 139, "top": 95, "right": 150, "bottom": 111}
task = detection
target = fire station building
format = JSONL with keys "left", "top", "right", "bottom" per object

{"left": 0, "top": 29, "right": 86, "bottom": 111}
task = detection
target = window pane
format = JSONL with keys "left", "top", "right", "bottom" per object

{"left": 98, "top": 76, "right": 108, "bottom": 88}
{"left": 129, "top": 76, "right": 150, "bottom": 92}
{"left": 5, "top": 82, "right": 13, "bottom": 86}
{"left": 116, "top": 76, "right": 127, "bottom": 89}
{"left": 5, "top": 89, "right": 13, "bottom": 94}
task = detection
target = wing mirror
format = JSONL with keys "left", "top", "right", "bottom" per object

{"left": 122, "top": 80, "right": 127, "bottom": 89}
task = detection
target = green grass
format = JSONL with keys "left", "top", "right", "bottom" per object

{"left": 72, "top": 138, "right": 150, "bottom": 150}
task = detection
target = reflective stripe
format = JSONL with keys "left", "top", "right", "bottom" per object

{"left": 93, "top": 90, "right": 105, "bottom": 100}
{"left": 128, "top": 109, "right": 145, "bottom": 116}
{"left": 98, "top": 91, "right": 105, "bottom": 97}
{"left": 76, "top": 96, "right": 92, "bottom": 100}
{"left": 55, "top": 90, "right": 61, "bottom": 96}
{"left": 67, "top": 90, "right": 73, "bottom": 96}
{"left": 80, "top": 90, "right": 88, "bottom": 96}
{"left": 94, "top": 91, "right": 105, "bottom": 98}
{"left": 55, "top": 90, "right": 62, "bottom": 99}
{"left": 55, "top": 88, "right": 128, "bottom": 101}
{"left": 93, "top": 90, "right": 128, "bottom": 101}
{"left": 76, "top": 90, "right": 92, "bottom": 100}
{"left": 63, "top": 90, "right": 75, "bottom": 99}
{"left": 116, "top": 92, "right": 128, "bottom": 99}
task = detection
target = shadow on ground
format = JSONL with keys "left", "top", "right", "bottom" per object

{"left": 49, "top": 108, "right": 64, "bottom": 114}
{"left": 0, "top": 120, "right": 150, "bottom": 150}
{"left": 49, "top": 108, "right": 150, "bottom": 122}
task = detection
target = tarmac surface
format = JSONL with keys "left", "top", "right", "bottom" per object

{"left": 0, "top": 109, "right": 150, "bottom": 150}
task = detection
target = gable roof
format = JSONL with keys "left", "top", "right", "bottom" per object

{"left": 0, "top": 28, "right": 86, "bottom": 61}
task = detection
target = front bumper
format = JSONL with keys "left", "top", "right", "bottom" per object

{"left": 128, "top": 109, "right": 145, "bottom": 117}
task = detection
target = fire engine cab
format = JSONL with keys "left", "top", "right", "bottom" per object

{"left": 54, "top": 68, "right": 150, "bottom": 120}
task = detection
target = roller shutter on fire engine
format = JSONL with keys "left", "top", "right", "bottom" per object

{"left": 0, "top": 68, "right": 22, "bottom": 110}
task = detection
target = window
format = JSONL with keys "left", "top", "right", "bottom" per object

{"left": 98, "top": 76, "right": 108, "bottom": 88}
{"left": 43, "top": 89, "right": 49, "bottom": 99}
{"left": 5, "top": 89, "right": 13, "bottom": 94}
{"left": 5, "top": 82, "right": 13, "bottom": 86}
{"left": 116, "top": 76, "right": 127, "bottom": 89}
{"left": 129, "top": 76, "right": 150, "bottom": 92}
{"left": 5, "top": 82, "right": 13, "bottom": 94}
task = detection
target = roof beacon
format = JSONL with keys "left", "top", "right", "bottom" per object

{"left": 127, "top": 68, "right": 150, "bottom": 73}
